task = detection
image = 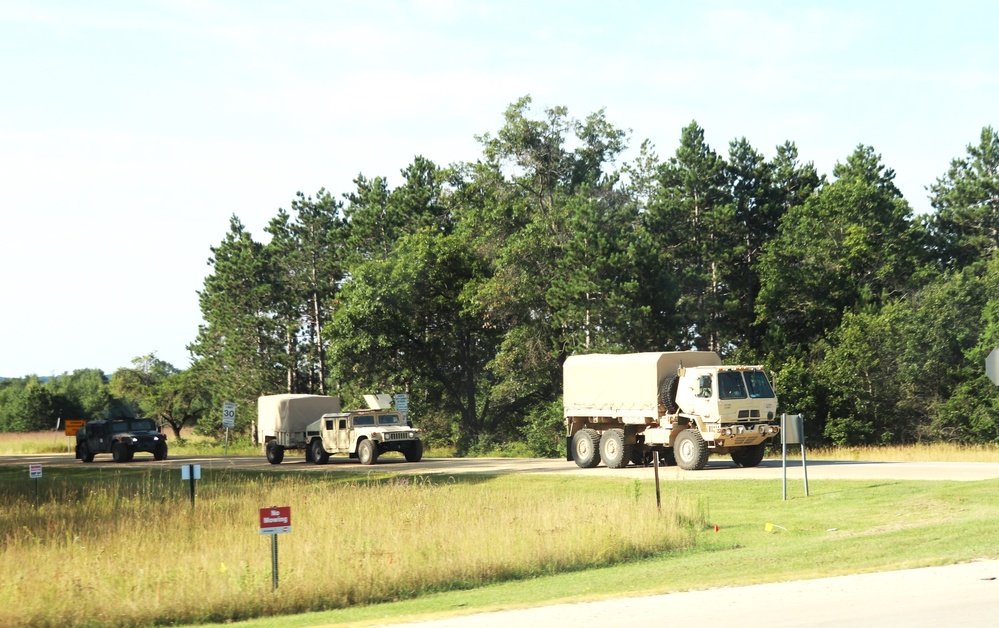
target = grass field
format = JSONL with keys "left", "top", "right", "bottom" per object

{"left": 0, "top": 467, "right": 699, "bottom": 627}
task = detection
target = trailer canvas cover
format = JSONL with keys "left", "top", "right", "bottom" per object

{"left": 563, "top": 351, "right": 721, "bottom": 418}
{"left": 257, "top": 394, "right": 341, "bottom": 441}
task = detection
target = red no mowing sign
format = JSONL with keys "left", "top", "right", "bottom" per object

{"left": 259, "top": 506, "right": 291, "bottom": 535}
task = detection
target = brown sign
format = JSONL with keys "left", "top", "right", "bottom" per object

{"left": 64, "top": 420, "right": 86, "bottom": 437}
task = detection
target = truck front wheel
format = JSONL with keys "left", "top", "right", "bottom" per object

{"left": 404, "top": 440, "right": 424, "bottom": 462}
{"left": 112, "top": 442, "right": 129, "bottom": 463}
{"left": 571, "top": 429, "right": 601, "bottom": 468}
{"left": 266, "top": 442, "right": 285, "bottom": 464}
{"left": 674, "top": 429, "right": 709, "bottom": 470}
{"left": 731, "top": 443, "right": 766, "bottom": 468}
{"left": 357, "top": 439, "right": 379, "bottom": 465}
{"left": 310, "top": 439, "right": 330, "bottom": 465}
{"left": 600, "top": 429, "right": 632, "bottom": 469}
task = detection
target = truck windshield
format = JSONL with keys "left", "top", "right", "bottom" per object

{"left": 377, "top": 414, "right": 400, "bottom": 425}
{"left": 718, "top": 372, "right": 748, "bottom": 399}
{"left": 111, "top": 421, "right": 129, "bottom": 433}
{"left": 131, "top": 419, "right": 156, "bottom": 431}
{"left": 353, "top": 416, "right": 375, "bottom": 427}
{"left": 745, "top": 371, "right": 776, "bottom": 398}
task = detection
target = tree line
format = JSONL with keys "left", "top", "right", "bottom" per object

{"left": 5, "top": 96, "right": 998, "bottom": 452}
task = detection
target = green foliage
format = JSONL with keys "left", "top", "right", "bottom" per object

{"left": 521, "top": 398, "right": 565, "bottom": 457}
{"left": 111, "top": 354, "right": 210, "bottom": 440}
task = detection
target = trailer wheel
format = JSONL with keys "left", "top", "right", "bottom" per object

{"left": 404, "top": 440, "right": 424, "bottom": 463}
{"left": 600, "top": 429, "right": 632, "bottom": 469}
{"left": 358, "top": 439, "right": 379, "bottom": 465}
{"left": 266, "top": 442, "right": 285, "bottom": 464}
{"left": 731, "top": 443, "right": 766, "bottom": 468}
{"left": 571, "top": 429, "right": 601, "bottom": 468}
{"left": 674, "top": 429, "right": 709, "bottom": 470}
{"left": 658, "top": 375, "right": 680, "bottom": 413}
{"left": 310, "top": 439, "right": 330, "bottom": 465}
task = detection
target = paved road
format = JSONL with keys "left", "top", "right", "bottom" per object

{"left": 381, "top": 560, "right": 999, "bottom": 628}
{"left": 4, "top": 452, "right": 999, "bottom": 481}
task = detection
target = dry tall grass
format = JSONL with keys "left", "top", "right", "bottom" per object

{"left": 0, "top": 470, "right": 700, "bottom": 627}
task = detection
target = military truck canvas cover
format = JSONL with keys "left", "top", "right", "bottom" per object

{"left": 257, "top": 394, "right": 341, "bottom": 440}
{"left": 563, "top": 351, "right": 721, "bottom": 418}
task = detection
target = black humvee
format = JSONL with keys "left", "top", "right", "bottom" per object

{"left": 75, "top": 418, "right": 168, "bottom": 463}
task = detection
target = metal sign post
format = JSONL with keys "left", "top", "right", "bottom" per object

{"left": 781, "top": 414, "right": 809, "bottom": 500}
{"left": 29, "top": 464, "right": 42, "bottom": 507}
{"left": 260, "top": 506, "right": 291, "bottom": 591}
{"left": 222, "top": 401, "right": 236, "bottom": 457}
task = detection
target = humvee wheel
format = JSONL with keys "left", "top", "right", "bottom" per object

{"left": 78, "top": 442, "right": 94, "bottom": 463}
{"left": 112, "top": 442, "right": 128, "bottom": 463}
{"left": 674, "top": 429, "right": 709, "bottom": 470}
{"left": 731, "top": 443, "right": 766, "bottom": 468}
{"left": 310, "top": 439, "right": 330, "bottom": 465}
{"left": 404, "top": 440, "right": 424, "bottom": 462}
{"left": 266, "top": 442, "right": 285, "bottom": 464}
{"left": 571, "top": 429, "right": 601, "bottom": 468}
{"left": 357, "top": 439, "right": 379, "bottom": 465}
{"left": 599, "top": 429, "right": 631, "bottom": 469}
{"left": 154, "top": 442, "right": 168, "bottom": 461}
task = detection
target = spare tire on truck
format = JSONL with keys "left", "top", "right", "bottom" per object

{"left": 658, "top": 375, "right": 680, "bottom": 413}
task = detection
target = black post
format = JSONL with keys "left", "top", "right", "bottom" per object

{"left": 271, "top": 533, "right": 279, "bottom": 591}
{"left": 188, "top": 464, "right": 196, "bottom": 507}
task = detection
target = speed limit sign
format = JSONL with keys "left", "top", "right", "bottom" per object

{"left": 222, "top": 401, "right": 236, "bottom": 428}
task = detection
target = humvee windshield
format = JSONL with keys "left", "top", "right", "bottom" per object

{"left": 131, "top": 419, "right": 157, "bottom": 431}
{"left": 377, "top": 414, "right": 400, "bottom": 425}
{"left": 353, "top": 415, "right": 376, "bottom": 427}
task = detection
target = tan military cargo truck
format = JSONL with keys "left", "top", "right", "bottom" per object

{"left": 258, "top": 394, "right": 423, "bottom": 465}
{"left": 564, "top": 352, "right": 779, "bottom": 470}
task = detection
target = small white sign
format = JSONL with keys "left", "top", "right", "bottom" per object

{"left": 222, "top": 401, "right": 236, "bottom": 428}
{"left": 29, "top": 464, "right": 42, "bottom": 479}
{"left": 987, "top": 348, "right": 999, "bottom": 386}
{"left": 181, "top": 464, "right": 201, "bottom": 480}
{"left": 394, "top": 393, "right": 409, "bottom": 413}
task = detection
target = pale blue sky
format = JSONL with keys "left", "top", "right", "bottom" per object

{"left": 1, "top": 1, "right": 996, "bottom": 377}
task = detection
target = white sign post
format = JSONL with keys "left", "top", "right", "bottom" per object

{"left": 29, "top": 464, "right": 42, "bottom": 507}
{"left": 987, "top": 348, "right": 999, "bottom": 386}
{"left": 222, "top": 401, "right": 236, "bottom": 456}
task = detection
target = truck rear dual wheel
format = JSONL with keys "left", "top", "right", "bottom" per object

{"left": 600, "top": 429, "right": 633, "bottom": 469}
{"left": 674, "top": 429, "right": 709, "bottom": 470}
{"left": 571, "top": 429, "right": 601, "bottom": 468}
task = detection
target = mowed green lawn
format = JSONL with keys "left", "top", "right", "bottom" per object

{"left": 2, "top": 461, "right": 998, "bottom": 628}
